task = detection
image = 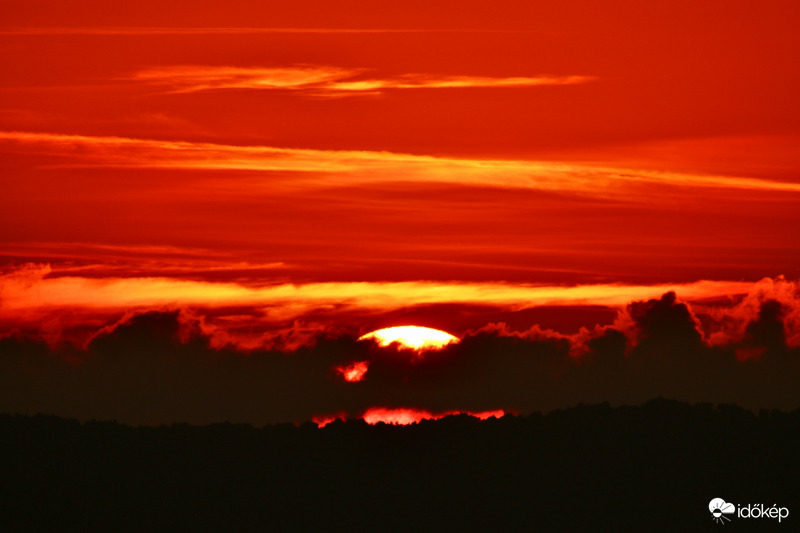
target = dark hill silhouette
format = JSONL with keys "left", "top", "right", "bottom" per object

{"left": 1, "top": 399, "right": 798, "bottom": 532}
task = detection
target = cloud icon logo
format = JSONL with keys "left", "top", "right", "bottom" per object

{"left": 709, "top": 498, "right": 736, "bottom": 523}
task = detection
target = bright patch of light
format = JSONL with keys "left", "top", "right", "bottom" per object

{"left": 363, "top": 407, "right": 431, "bottom": 425}
{"left": 358, "top": 326, "right": 459, "bottom": 351}
{"left": 362, "top": 407, "right": 505, "bottom": 425}
{"left": 336, "top": 361, "right": 369, "bottom": 382}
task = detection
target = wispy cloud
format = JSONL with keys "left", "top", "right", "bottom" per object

{"left": 327, "top": 74, "right": 593, "bottom": 92}
{"left": 2, "top": 131, "right": 800, "bottom": 198}
{"left": 0, "top": 27, "right": 521, "bottom": 36}
{"left": 128, "top": 65, "right": 595, "bottom": 95}
{"left": 0, "top": 242, "right": 286, "bottom": 279}
{"left": 130, "top": 65, "right": 362, "bottom": 93}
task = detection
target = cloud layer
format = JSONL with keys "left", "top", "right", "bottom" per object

{"left": 0, "top": 262, "right": 757, "bottom": 338}
{"left": 2, "top": 280, "right": 799, "bottom": 425}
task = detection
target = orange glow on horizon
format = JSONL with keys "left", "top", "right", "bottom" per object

{"left": 361, "top": 407, "right": 505, "bottom": 425}
{"left": 314, "top": 408, "right": 505, "bottom": 427}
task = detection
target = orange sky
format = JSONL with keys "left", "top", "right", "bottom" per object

{"left": 2, "top": 0, "right": 800, "bottom": 345}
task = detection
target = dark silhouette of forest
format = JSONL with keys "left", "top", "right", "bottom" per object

{"left": 2, "top": 399, "right": 798, "bottom": 532}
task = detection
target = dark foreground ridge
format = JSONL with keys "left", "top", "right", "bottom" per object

{"left": 2, "top": 399, "right": 799, "bottom": 532}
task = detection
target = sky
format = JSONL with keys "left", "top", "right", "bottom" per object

{"left": 1, "top": 0, "right": 800, "bottom": 424}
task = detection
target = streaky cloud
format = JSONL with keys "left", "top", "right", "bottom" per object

{"left": 3, "top": 131, "right": 800, "bottom": 197}
{"left": 129, "top": 65, "right": 363, "bottom": 94}
{"left": 0, "top": 27, "right": 526, "bottom": 36}
{"left": 326, "top": 74, "right": 594, "bottom": 92}
{"left": 128, "top": 65, "right": 595, "bottom": 95}
{"left": 0, "top": 263, "right": 756, "bottom": 320}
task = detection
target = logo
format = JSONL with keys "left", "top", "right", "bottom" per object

{"left": 709, "top": 498, "right": 736, "bottom": 524}
{"left": 709, "top": 498, "right": 790, "bottom": 524}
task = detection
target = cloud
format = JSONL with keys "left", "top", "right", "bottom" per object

{"left": 741, "top": 300, "right": 787, "bottom": 354}
{"left": 129, "top": 65, "right": 362, "bottom": 94}
{"left": 4, "top": 264, "right": 797, "bottom": 364}
{"left": 125, "top": 65, "right": 595, "bottom": 97}
{"left": 705, "top": 276, "right": 800, "bottom": 350}
{"left": 330, "top": 74, "right": 593, "bottom": 92}
{"left": 127, "top": 65, "right": 595, "bottom": 96}
{"left": 0, "top": 263, "right": 755, "bottom": 327}
{"left": 0, "top": 242, "right": 287, "bottom": 281}
{"left": 626, "top": 291, "right": 705, "bottom": 358}
{"left": 3, "top": 131, "right": 800, "bottom": 199}
{"left": 0, "top": 262, "right": 52, "bottom": 290}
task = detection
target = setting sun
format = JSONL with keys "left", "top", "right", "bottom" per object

{"left": 358, "top": 326, "right": 460, "bottom": 351}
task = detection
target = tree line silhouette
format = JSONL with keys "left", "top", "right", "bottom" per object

{"left": 2, "top": 399, "right": 798, "bottom": 532}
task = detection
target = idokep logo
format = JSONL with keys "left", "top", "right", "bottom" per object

{"left": 709, "top": 498, "right": 736, "bottom": 524}
{"left": 709, "top": 498, "right": 790, "bottom": 525}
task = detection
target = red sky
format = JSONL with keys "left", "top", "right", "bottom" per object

{"left": 1, "top": 1, "right": 799, "bottom": 423}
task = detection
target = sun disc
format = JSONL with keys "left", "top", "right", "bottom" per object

{"left": 358, "top": 325, "right": 459, "bottom": 350}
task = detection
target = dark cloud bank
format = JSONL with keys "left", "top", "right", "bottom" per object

{"left": 2, "top": 291, "right": 799, "bottom": 425}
